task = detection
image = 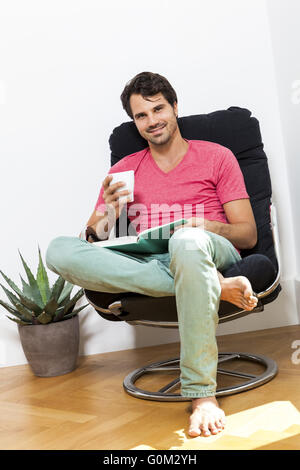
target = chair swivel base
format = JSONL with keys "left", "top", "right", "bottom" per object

{"left": 123, "top": 352, "right": 278, "bottom": 402}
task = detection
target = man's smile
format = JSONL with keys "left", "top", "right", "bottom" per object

{"left": 148, "top": 124, "right": 166, "bottom": 134}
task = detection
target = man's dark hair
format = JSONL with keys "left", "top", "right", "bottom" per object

{"left": 120, "top": 71, "right": 178, "bottom": 119}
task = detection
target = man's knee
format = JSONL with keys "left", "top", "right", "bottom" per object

{"left": 169, "top": 227, "right": 212, "bottom": 258}
{"left": 45, "top": 236, "right": 76, "bottom": 273}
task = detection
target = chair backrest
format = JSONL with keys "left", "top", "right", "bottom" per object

{"left": 109, "top": 106, "right": 278, "bottom": 272}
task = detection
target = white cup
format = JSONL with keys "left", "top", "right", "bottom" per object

{"left": 110, "top": 170, "right": 135, "bottom": 202}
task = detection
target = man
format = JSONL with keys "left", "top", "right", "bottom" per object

{"left": 46, "top": 72, "right": 258, "bottom": 438}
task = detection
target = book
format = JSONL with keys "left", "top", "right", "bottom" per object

{"left": 92, "top": 218, "right": 188, "bottom": 254}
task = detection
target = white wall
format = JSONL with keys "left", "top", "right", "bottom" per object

{"left": 0, "top": 0, "right": 298, "bottom": 367}
{"left": 266, "top": 0, "right": 300, "bottom": 325}
{"left": 266, "top": 0, "right": 300, "bottom": 273}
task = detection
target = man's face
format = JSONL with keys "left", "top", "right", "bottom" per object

{"left": 130, "top": 92, "right": 178, "bottom": 146}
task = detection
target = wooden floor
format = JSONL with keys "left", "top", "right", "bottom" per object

{"left": 1, "top": 325, "right": 300, "bottom": 450}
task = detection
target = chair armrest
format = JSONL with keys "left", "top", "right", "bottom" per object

{"left": 257, "top": 203, "right": 281, "bottom": 299}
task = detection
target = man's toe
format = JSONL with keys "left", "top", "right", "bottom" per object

{"left": 188, "top": 427, "right": 201, "bottom": 437}
{"left": 215, "top": 419, "right": 224, "bottom": 429}
{"left": 200, "top": 423, "right": 211, "bottom": 436}
{"left": 209, "top": 422, "right": 219, "bottom": 434}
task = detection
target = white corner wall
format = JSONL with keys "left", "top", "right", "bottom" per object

{"left": 266, "top": 0, "right": 300, "bottom": 326}
{"left": 0, "top": 0, "right": 298, "bottom": 367}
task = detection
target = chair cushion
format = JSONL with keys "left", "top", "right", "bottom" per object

{"left": 222, "top": 253, "right": 276, "bottom": 294}
{"left": 109, "top": 107, "right": 278, "bottom": 272}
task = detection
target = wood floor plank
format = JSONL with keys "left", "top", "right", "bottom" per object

{"left": 0, "top": 400, "right": 95, "bottom": 423}
{"left": 0, "top": 325, "right": 300, "bottom": 450}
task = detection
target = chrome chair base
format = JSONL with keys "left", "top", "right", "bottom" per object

{"left": 123, "top": 352, "right": 278, "bottom": 402}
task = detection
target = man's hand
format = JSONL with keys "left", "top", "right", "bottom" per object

{"left": 102, "top": 174, "right": 132, "bottom": 221}
{"left": 86, "top": 226, "right": 99, "bottom": 243}
{"left": 83, "top": 175, "right": 132, "bottom": 242}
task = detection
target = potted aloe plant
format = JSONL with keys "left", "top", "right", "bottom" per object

{"left": 0, "top": 247, "right": 88, "bottom": 377}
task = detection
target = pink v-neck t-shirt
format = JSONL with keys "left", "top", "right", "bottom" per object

{"left": 94, "top": 139, "right": 249, "bottom": 240}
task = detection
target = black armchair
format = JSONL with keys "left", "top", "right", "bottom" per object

{"left": 84, "top": 107, "right": 281, "bottom": 401}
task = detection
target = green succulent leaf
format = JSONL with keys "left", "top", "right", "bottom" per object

{"left": 0, "top": 298, "right": 33, "bottom": 323}
{"left": 58, "top": 295, "right": 71, "bottom": 310}
{"left": 53, "top": 305, "right": 70, "bottom": 322}
{"left": 58, "top": 282, "right": 74, "bottom": 305}
{"left": 1, "top": 284, "right": 23, "bottom": 309}
{"left": 18, "top": 250, "right": 36, "bottom": 286}
{"left": 0, "top": 286, "right": 34, "bottom": 322}
{"left": 0, "top": 298, "right": 20, "bottom": 315}
{"left": 36, "top": 311, "right": 53, "bottom": 324}
{"left": 61, "top": 303, "right": 89, "bottom": 321}
{"left": 18, "top": 250, "right": 44, "bottom": 309}
{"left": 36, "top": 246, "right": 51, "bottom": 304}
{"left": 42, "top": 277, "right": 67, "bottom": 318}
{"left": 63, "top": 288, "right": 85, "bottom": 315}
{"left": 43, "top": 297, "right": 59, "bottom": 317}
{"left": 0, "top": 281, "right": 42, "bottom": 315}
{"left": 6, "top": 315, "right": 31, "bottom": 326}
{"left": 19, "top": 274, "right": 46, "bottom": 309}
{"left": 19, "top": 275, "right": 34, "bottom": 299}
{"left": 17, "top": 292, "right": 42, "bottom": 314}
{"left": 14, "top": 302, "right": 34, "bottom": 322}
{"left": 0, "top": 269, "right": 23, "bottom": 297}
{"left": 50, "top": 276, "right": 65, "bottom": 303}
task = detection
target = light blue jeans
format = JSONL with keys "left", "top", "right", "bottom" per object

{"left": 45, "top": 227, "right": 241, "bottom": 398}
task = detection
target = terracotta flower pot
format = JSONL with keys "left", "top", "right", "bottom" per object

{"left": 18, "top": 315, "right": 79, "bottom": 377}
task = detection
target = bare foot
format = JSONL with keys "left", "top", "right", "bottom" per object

{"left": 218, "top": 274, "right": 258, "bottom": 311}
{"left": 188, "top": 396, "right": 226, "bottom": 437}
